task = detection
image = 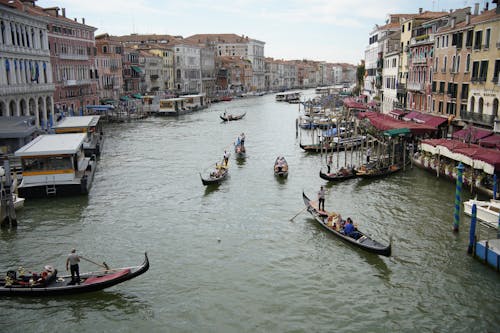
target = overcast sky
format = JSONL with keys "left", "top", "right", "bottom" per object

{"left": 37, "top": 0, "right": 489, "bottom": 65}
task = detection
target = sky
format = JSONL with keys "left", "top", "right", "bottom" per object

{"left": 37, "top": 0, "right": 489, "bottom": 65}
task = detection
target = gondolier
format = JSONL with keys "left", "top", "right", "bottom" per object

{"left": 318, "top": 186, "right": 325, "bottom": 211}
{"left": 66, "top": 248, "right": 80, "bottom": 285}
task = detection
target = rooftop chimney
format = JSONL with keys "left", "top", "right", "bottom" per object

{"left": 466, "top": 13, "right": 471, "bottom": 24}
{"left": 82, "top": 18, "right": 85, "bottom": 25}
{"left": 62, "top": 7, "right": 66, "bottom": 17}
{"left": 419, "top": 7, "right": 423, "bottom": 14}
{"left": 474, "top": 3, "right": 479, "bottom": 15}
{"left": 451, "top": 17, "right": 456, "bottom": 28}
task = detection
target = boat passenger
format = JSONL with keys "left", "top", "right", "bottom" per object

{"left": 344, "top": 217, "right": 355, "bottom": 236}
{"left": 240, "top": 133, "right": 245, "bottom": 146}
{"left": 223, "top": 151, "right": 229, "bottom": 166}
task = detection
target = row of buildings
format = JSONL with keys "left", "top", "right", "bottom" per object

{"left": 0, "top": 0, "right": 356, "bottom": 129}
{"left": 364, "top": 1, "right": 500, "bottom": 132}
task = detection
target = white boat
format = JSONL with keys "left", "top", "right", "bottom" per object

{"left": 463, "top": 198, "right": 500, "bottom": 228}
{"left": 275, "top": 91, "right": 301, "bottom": 103}
{"left": 53, "top": 116, "right": 104, "bottom": 156}
{"left": 157, "top": 97, "right": 188, "bottom": 116}
{"left": 14, "top": 133, "right": 96, "bottom": 198}
{"left": 13, "top": 194, "right": 24, "bottom": 210}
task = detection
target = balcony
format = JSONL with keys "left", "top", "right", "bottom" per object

{"left": 412, "top": 57, "right": 427, "bottom": 65}
{"left": 63, "top": 79, "right": 92, "bottom": 86}
{"left": 459, "top": 110, "right": 495, "bottom": 126}
{"left": 410, "top": 34, "right": 434, "bottom": 46}
{"left": 407, "top": 82, "right": 424, "bottom": 91}
{"left": 396, "top": 83, "right": 406, "bottom": 94}
{"left": 59, "top": 54, "right": 89, "bottom": 61}
{"left": 0, "top": 83, "right": 55, "bottom": 96}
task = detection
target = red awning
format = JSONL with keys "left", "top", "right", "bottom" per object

{"left": 479, "top": 134, "right": 500, "bottom": 149}
{"left": 359, "top": 112, "right": 436, "bottom": 135}
{"left": 402, "top": 111, "right": 447, "bottom": 128}
{"left": 421, "top": 138, "right": 500, "bottom": 173}
{"left": 343, "top": 98, "right": 367, "bottom": 110}
{"left": 452, "top": 127, "right": 493, "bottom": 143}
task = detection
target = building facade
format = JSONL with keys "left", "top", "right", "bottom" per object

{"left": 0, "top": 0, "right": 55, "bottom": 128}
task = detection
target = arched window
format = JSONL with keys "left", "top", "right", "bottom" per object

{"left": 493, "top": 98, "right": 499, "bottom": 118}
{"left": 470, "top": 96, "right": 475, "bottom": 113}
{"left": 478, "top": 97, "right": 484, "bottom": 114}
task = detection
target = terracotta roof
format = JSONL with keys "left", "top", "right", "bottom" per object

{"left": 185, "top": 34, "right": 252, "bottom": 44}
{"left": 437, "top": 9, "right": 499, "bottom": 33}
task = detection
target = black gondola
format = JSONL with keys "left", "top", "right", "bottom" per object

{"left": 302, "top": 192, "right": 391, "bottom": 257}
{"left": 0, "top": 253, "right": 149, "bottom": 296}
{"left": 220, "top": 112, "right": 246, "bottom": 121}
{"left": 319, "top": 167, "right": 356, "bottom": 182}
{"left": 200, "top": 163, "right": 229, "bottom": 186}
{"left": 355, "top": 164, "right": 402, "bottom": 178}
{"left": 274, "top": 156, "right": 288, "bottom": 178}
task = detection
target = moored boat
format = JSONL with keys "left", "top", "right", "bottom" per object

{"left": 355, "top": 164, "right": 402, "bottom": 179}
{"left": 302, "top": 192, "right": 391, "bottom": 256}
{"left": 463, "top": 198, "right": 500, "bottom": 228}
{"left": 274, "top": 156, "right": 288, "bottom": 178}
{"left": 53, "top": 116, "right": 104, "bottom": 157}
{"left": 14, "top": 133, "right": 97, "bottom": 198}
{"left": 0, "top": 253, "right": 149, "bottom": 296}
{"left": 319, "top": 167, "right": 356, "bottom": 182}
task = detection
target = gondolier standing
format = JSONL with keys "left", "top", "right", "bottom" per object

{"left": 66, "top": 248, "right": 80, "bottom": 285}
{"left": 318, "top": 186, "right": 325, "bottom": 211}
{"left": 366, "top": 147, "right": 371, "bottom": 163}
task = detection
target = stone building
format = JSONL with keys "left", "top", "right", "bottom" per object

{"left": 0, "top": 0, "right": 54, "bottom": 128}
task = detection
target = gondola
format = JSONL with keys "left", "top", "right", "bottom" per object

{"left": 0, "top": 253, "right": 149, "bottom": 296}
{"left": 200, "top": 163, "right": 229, "bottom": 186}
{"left": 319, "top": 167, "right": 356, "bottom": 182}
{"left": 274, "top": 156, "right": 288, "bottom": 178}
{"left": 234, "top": 143, "right": 246, "bottom": 159}
{"left": 302, "top": 192, "right": 391, "bottom": 257}
{"left": 220, "top": 112, "right": 246, "bottom": 121}
{"left": 355, "top": 164, "right": 401, "bottom": 179}
{"left": 299, "top": 142, "right": 330, "bottom": 152}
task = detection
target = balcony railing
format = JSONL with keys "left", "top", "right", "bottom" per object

{"left": 59, "top": 54, "right": 89, "bottom": 61}
{"left": 459, "top": 110, "right": 495, "bottom": 126}
{"left": 407, "top": 82, "right": 424, "bottom": 91}
{"left": 63, "top": 79, "right": 92, "bottom": 86}
{"left": 412, "top": 57, "right": 427, "bottom": 64}
{"left": 0, "top": 83, "right": 55, "bottom": 96}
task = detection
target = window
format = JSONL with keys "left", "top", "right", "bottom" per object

{"left": 408, "top": 22, "right": 411, "bottom": 31}
{"left": 465, "top": 54, "right": 471, "bottom": 72}
{"left": 443, "top": 56, "right": 447, "bottom": 72}
{"left": 471, "top": 61, "right": 479, "bottom": 80}
{"left": 452, "top": 56, "right": 456, "bottom": 72}
{"left": 479, "top": 60, "right": 488, "bottom": 81}
{"left": 435, "top": 57, "right": 439, "bottom": 72}
{"left": 485, "top": 28, "right": 491, "bottom": 49}
{"left": 456, "top": 55, "right": 461, "bottom": 73}
{"left": 474, "top": 30, "right": 482, "bottom": 49}
{"left": 436, "top": 37, "right": 440, "bottom": 48}
{"left": 470, "top": 96, "right": 475, "bottom": 112}
{"left": 402, "top": 25, "right": 405, "bottom": 33}
{"left": 461, "top": 84, "right": 469, "bottom": 100}
{"left": 439, "top": 81, "right": 445, "bottom": 93}
{"left": 493, "top": 60, "right": 500, "bottom": 83}
{"left": 466, "top": 30, "right": 473, "bottom": 47}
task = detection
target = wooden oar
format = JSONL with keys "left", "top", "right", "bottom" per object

{"left": 80, "top": 256, "right": 110, "bottom": 270}
{"left": 290, "top": 206, "right": 307, "bottom": 221}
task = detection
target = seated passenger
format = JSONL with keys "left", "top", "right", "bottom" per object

{"left": 343, "top": 217, "right": 355, "bottom": 236}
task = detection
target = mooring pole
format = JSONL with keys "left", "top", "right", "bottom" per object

{"left": 467, "top": 203, "right": 477, "bottom": 254}
{"left": 453, "top": 162, "right": 465, "bottom": 232}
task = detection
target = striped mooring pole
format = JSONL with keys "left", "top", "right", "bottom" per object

{"left": 453, "top": 162, "right": 465, "bottom": 232}
{"left": 468, "top": 203, "right": 477, "bottom": 254}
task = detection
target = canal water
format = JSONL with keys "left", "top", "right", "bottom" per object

{"left": 1, "top": 90, "right": 499, "bottom": 332}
